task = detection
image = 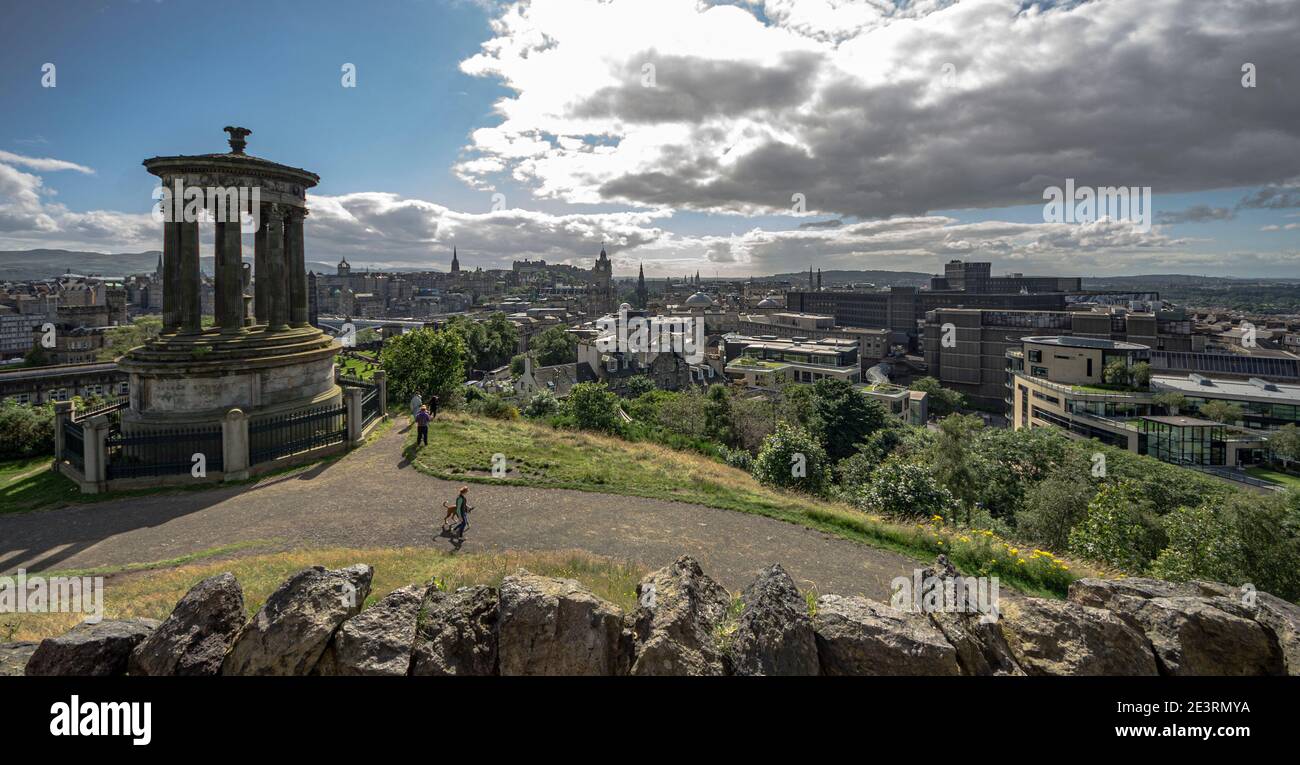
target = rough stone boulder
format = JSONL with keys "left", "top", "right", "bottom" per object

{"left": 630, "top": 556, "right": 732, "bottom": 676}
{"left": 1072, "top": 577, "right": 1294, "bottom": 676}
{"left": 316, "top": 584, "right": 426, "bottom": 676}
{"left": 26, "top": 619, "right": 160, "bottom": 676}
{"left": 410, "top": 585, "right": 500, "bottom": 676}
{"left": 128, "top": 573, "right": 245, "bottom": 676}
{"left": 998, "top": 598, "right": 1158, "bottom": 676}
{"left": 1103, "top": 595, "right": 1283, "bottom": 676}
{"left": 730, "top": 564, "right": 818, "bottom": 676}
{"left": 814, "top": 595, "right": 959, "bottom": 676}
{"left": 222, "top": 564, "right": 373, "bottom": 676}
{"left": 0, "top": 642, "right": 38, "bottom": 677}
{"left": 926, "top": 610, "right": 1024, "bottom": 676}
{"left": 1068, "top": 577, "right": 1200, "bottom": 609}
{"left": 497, "top": 571, "right": 629, "bottom": 676}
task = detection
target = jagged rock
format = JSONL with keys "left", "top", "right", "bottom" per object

{"left": 730, "top": 564, "right": 818, "bottom": 676}
{"left": 814, "top": 595, "right": 959, "bottom": 676}
{"left": 128, "top": 573, "right": 245, "bottom": 676}
{"left": 1074, "top": 578, "right": 1296, "bottom": 675}
{"left": 317, "top": 584, "right": 426, "bottom": 676}
{"left": 26, "top": 619, "right": 159, "bottom": 676}
{"left": 999, "top": 598, "right": 1158, "bottom": 676}
{"left": 497, "top": 571, "right": 629, "bottom": 676}
{"left": 0, "top": 642, "right": 37, "bottom": 677}
{"left": 927, "top": 610, "right": 1024, "bottom": 676}
{"left": 1105, "top": 595, "right": 1283, "bottom": 676}
{"left": 630, "top": 556, "right": 732, "bottom": 676}
{"left": 222, "top": 564, "right": 372, "bottom": 676}
{"left": 410, "top": 585, "right": 500, "bottom": 676}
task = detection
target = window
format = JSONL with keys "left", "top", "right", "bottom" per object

{"left": 1027, "top": 349, "right": 1042, "bottom": 362}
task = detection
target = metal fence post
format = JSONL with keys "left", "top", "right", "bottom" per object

{"left": 223, "top": 408, "right": 250, "bottom": 481}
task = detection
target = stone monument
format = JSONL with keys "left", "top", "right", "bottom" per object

{"left": 118, "top": 127, "right": 341, "bottom": 431}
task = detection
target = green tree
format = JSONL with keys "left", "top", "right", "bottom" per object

{"left": 777, "top": 383, "right": 817, "bottom": 430}
{"left": 1102, "top": 359, "right": 1131, "bottom": 387}
{"left": 510, "top": 353, "right": 527, "bottom": 378}
{"left": 567, "top": 382, "right": 622, "bottom": 434}
{"left": 703, "top": 383, "right": 733, "bottom": 445}
{"left": 532, "top": 325, "right": 577, "bottom": 366}
{"left": 1199, "top": 400, "right": 1243, "bottom": 424}
{"left": 929, "top": 414, "right": 984, "bottom": 520}
{"left": 752, "top": 421, "right": 831, "bottom": 495}
{"left": 909, "top": 377, "right": 964, "bottom": 418}
{"left": 378, "top": 327, "right": 466, "bottom": 406}
{"left": 522, "top": 389, "right": 559, "bottom": 418}
{"left": 811, "top": 378, "right": 888, "bottom": 462}
{"left": 1268, "top": 423, "right": 1300, "bottom": 468}
{"left": 101, "top": 315, "right": 162, "bottom": 360}
{"left": 622, "top": 375, "right": 657, "bottom": 399}
{"left": 1068, "top": 481, "right": 1165, "bottom": 571}
{"left": 0, "top": 400, "right": 56, "bottom": 459}
{"left": 1131, "top": 361, "right": 1153, "bottom": 388}
{"left": 854, "top": 455, "right": 956, "bottom": 520}
{"left": 1152, "top": 391, "right": 1187, "bottom": 414}
{"left": 1017, "top": 465, "right": 1097, "bottom": 550}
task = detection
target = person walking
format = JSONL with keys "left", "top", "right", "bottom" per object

{"left": 428, "top": 393, "right": 439, "bottom": 420}
{"left": 444, "top": 486, "right": 471, "bottom": 541}
{"left": 414, "top": 404, "right": 431, "bottom": 447}
{"left": 409, "top": 392, "right": 423, "bottom": 418}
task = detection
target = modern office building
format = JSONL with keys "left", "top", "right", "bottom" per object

{"left": 922, "top": 306, "right": 1206, "bottom": 410}
{"left": 721, "top": 334, "right": 861, "bottom": 388}
{"left": 928, "top": 260, "right": 1082, "bottom": 294}
{"left": 1006, "top": 336, "right": 1282, "bottom": 471}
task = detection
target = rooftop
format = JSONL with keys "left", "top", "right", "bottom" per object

{"left": 1021, "top": 335, "right": 1149, "bottom": 351}
{"left": 1151, "top": 374, "right": 1300, "bottom": 402}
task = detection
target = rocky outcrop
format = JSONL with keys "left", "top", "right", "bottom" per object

{"left": 20, "top": 559, "right": 1300, "bottom": 676}
{"left": 26, "top": 619, "right": 159, "bottom": 676}
{"left": 730, "top": 564, "right": 818, "bottom": 676}
{"left": 999, "top": 598, "right": 1158, "bottom": 676}
{"left": 410, "top": 585, "right": 500, "bottom": 676}
{"left": 317, "top": 584, "right": 426, "bottom": 676}
{"left": 497, "top": 571, "right": 630, "bottom": 676}
{"left": 0, "top": 642, "right": 37, "bottom": 677}
{"left": 222, "top": 564, "right": 373, "bottom": 676}
{"left": 129, "top": 573, "right": 245, "bottom": 677}
{"left": 814, "top": 595, "right": 959, "bottom": 676}
{"left": 630, "top": 556, "right": 732, "bottom": 676}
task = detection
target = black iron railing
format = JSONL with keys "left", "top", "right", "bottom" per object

{"left": 105, "top": 425, "right": 224, "bottom": 480}
{"left": 361, "top": 388, "right": 381, "bottom": 428}
{"left": 63, "top": 418, "right": 85, "bottom": 473}
{"left": 73, "top": 397, "right": 126, "bottom": 424}
{"left": 249, "top": 403, "right": 347, "bottom": 465}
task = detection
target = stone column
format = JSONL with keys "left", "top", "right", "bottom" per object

{"left": 80, "top": 414, "right": 110, "bottom": 494}
{"left": 265, "top": 204, "right": 289, "bottom": 331}
{"left": 222, "top": 408, "right": 250, "bottom": 481}
{"left": 162, "top": 219, "right": 181, "bottom": 332}
{"left": 254, "top": 205, "right": 269, "bottom": 326}
{"left": 288, "top": 208, "right": 309, "bottom": 327}
{"left": 52, "top": 400, "right": 73, "bottom": 466}
{"left": 345, "top": 386, "right": 364, "bottom": 446}
{"left": 372, "top": 370, "right": 388, "bottom": 417}
{"left": 178, "top": 219, "right": 202, "bottom": 334}
{"left": 213, "top": 219, "right": 246, "bottom": 334}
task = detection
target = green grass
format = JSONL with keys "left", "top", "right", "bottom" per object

{"left": 409, "top": 413, "right": 1093, "bottom": 597}
{"left": 1246, "top": 466, "right": 1300, "bottom": 491}
{"left": 338, "top": 356, "right": 378, "bottom": 381}
{"left": 1, "top": 546, "right": 647, "bottom": 643}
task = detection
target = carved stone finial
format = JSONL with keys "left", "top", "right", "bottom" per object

{"left": 223, "top": 126, "right": 251, "bottom": 154}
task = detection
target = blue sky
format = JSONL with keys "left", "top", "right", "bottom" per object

{"left": 1, "top": 0, "right": 1297, "bottom": 277}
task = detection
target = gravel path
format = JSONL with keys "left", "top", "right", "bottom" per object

{"left": 0, "top": 419, "right": 930, "bottom": 597}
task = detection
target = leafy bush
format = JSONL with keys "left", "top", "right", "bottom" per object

{"left": 522, "top": 390, "right": 559, "bottom": 418}
{"left": 379, "top": 327, "right": 466, "bottom": 406}
{"left": 469, "top": 394, "right": 519, "bottom": 420}
{"left": 752, "top": 421, "right": 831, "bottom": 496}
{"left": 1068, "top": 481, "right": 1166, "bottom": 570}
{"left": 811, "top": 378, "right": 889, "bottom": 462}
{"left": 909, "top": 377, "right": 964, "bottom": 418}
{"left": 719, "top": 445, "right": 754, "bottom": 472}
{"left": 854, "top": 456, "right": 956, "bottom": 520}
{"left": 620, "top": 375, "right": 657, "bottom": 399}
{"left": 1016, "top": 466, "right": 1096, "bottom": 550}
{"left": 0, "top": 401, "right": 55, "bottom": 459}
{"left": 567, "top": 382, "right": 622, "bottom": 434}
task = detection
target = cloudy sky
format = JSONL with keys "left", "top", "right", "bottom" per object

{"left": 2, "top": 0, "right": 1298, "bottom": 278}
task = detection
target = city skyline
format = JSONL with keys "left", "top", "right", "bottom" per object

{"left": 1, "top": 0, "right": 1298, "bottom": 278}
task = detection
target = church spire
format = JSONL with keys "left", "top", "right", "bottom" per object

{"left": 451, "top": 246, "right": 460, "bottom": 274}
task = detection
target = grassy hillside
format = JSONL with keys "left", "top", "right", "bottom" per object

{"left": 411, "top": 413, "right": 1092, "bottom": 597}
{"left": 2, "top": 547, "right": 645, "bottom": 643}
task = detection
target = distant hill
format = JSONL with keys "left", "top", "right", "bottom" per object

{"left": 0, "top": 249, "right": 336, "bottom": 281}
{"left": 764, "top": 269, "right": 932, "bottom": 287}
{"left": 1083, "top": 274, "right": 1300, "bottom": 289}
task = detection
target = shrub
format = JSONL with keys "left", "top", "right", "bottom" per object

{"left": 854, "top": 456, "right": 956, "bottom": 520}
{"left": 752, "top": 421, "right": 831, "bottom": 496}
{"left": 522, "top": 390, "right": 559, "bottom": 418}
{"left": 620, "top": 375, "right": 657, "bottom": 399}
{"left": 1068, "top": 481, "right": 1165, "bottom": 570}
{"left": 0, "top": 401, "right": 55, "bottom": 459}
{"left": 1016, "top": 467, "right": 1096, "bottom": 550}
{"left": 720, "top": 446, "right": 754, "bottom": 472}
{"left": 811, "top": 378, "right": 889, "bottom": 462}
{"left": 469, "top": 394, "right": 519, "bottom": 420}
{"left": 567, "top": 382, "right": 622, "bottom": 434}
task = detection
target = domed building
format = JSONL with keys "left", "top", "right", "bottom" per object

{"left": 684, "top": 291, "right": 714, "bottom": 308}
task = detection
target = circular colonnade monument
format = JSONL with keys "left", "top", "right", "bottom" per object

{"left": 119, "top": 127, "right": 341, "bottom": 432}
